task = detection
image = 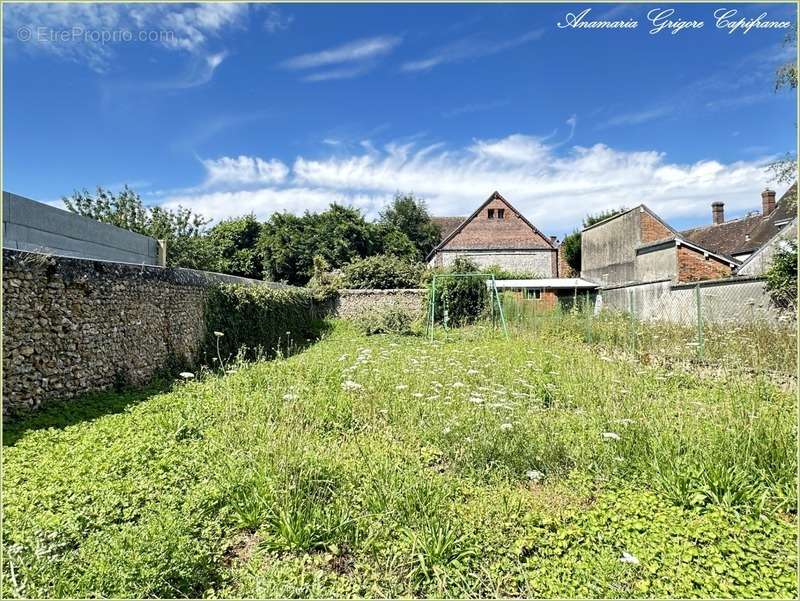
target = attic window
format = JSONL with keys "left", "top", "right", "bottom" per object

{"left": 497, "top": 208, "right": 505, "bottom": 219}
{"left": 488, "top": 209, "right": 495, "bottom": 219}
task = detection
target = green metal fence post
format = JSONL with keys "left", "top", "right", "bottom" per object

{"left": 695, "top": 284, "right": 704, "bottom": 359}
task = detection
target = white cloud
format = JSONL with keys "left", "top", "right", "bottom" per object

{"left": 402, "top": 29, "right": 544, "bottom": 73}
{"left": 157, "top": 132, "right": 774, "bottom": 235}
{"left": 4, "top": 3, "right": 248, "bottom": 72}
{"left": 201, "top": 156, "right": 289, "bottom": 186}
{"left": 281, "top": 35, "right": 402, "bottom": 70}
{"left": 262, "top": 6, "right": 294, "bottom": 33}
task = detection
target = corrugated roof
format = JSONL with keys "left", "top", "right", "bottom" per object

{"left": 490, "top": 278, "right": 599, "bottom": 289}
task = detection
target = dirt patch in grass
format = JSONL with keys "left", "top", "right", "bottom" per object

{"left": 223, "top": 531, "right": 261, "bottom": 568}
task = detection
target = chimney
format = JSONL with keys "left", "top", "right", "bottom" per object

{"left": 761, "top": 188, "right": 776, "bottom": 216}
{"left": 711, "top": 201, "right": 724, "bottom": 225}
{"left": 549, "top": 235, "right": 558, "bottom": 245}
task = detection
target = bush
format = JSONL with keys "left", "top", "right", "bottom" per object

{"left": 204, "top": 284, "right": 321, "bottom": 363}
{"left": 427, "top": 257, "right": 489, "bottom": 326}
{"left": 356, "top": 308, "right": 417, "bottom": 336}
{"left": 764, "top": 238, "right": 797, "bottom": 309}
{"left": 481, "top": 264, "right": 543, "bottom": 280}
{"left": 341, "top": 255, "right": 425, "bottom": 289}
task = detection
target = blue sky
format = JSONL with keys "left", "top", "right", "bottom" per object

{"left": 3, "top": 2, "right": 797, "bottom": 236}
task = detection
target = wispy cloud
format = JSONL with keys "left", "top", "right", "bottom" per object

{"left": 157, "top": 133, "right": 773, "bottom": 234}
{"left": 402, "top": 29, "right": 544, "bottom": 73}
{"left": 282, "top": 35, "right": 402, "bottom": 70}
{"left": 442, "top": 100, "right": 510, "bottom": 118}
{"left": 262, "top": 6, "right": 293, "bottom": 33}
{"left": 301, "top": 64, "right": 374, "bottom": 82}
{"left": 597, "top": 106, "right": 674, "bottom": 129}
{"left": 3, "top": 3, "right": 248, "bottom": 72}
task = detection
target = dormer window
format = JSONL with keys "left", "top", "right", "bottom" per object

{"left": 488, "top": 209, "right": 495, "bottom": 219}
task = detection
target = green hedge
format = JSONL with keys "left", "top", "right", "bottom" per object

{"left": 204, "top": 284, "right": 320, "bottom": 363}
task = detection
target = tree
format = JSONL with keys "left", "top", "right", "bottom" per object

{"left": 258, "top": 212, "right": 309, "bottom": 285}
{"left": 206, "top": 215, "right": 263, "bottom": 279}
{"left": 767, "top": 29, "right": 798, "bottom": 205}
{"left": 561, "top": 208, "right": 628, "bottom": 273}
{"left": 379, "top": 193, "right": 442, "bottom": 260}
{"left": 259, "top": 203, "right": 389, "bottom": 285}
{"left": 765, "top": 238, "right": 797, "bottom": 310}
{"left": 63, "top": 186, "right": 213, "bottom": 269}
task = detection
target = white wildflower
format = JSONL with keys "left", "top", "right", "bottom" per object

{"left": 213, "top": 331, "right": 224, "bottom": 337}
{"left": 342, "top": 380, "right": 363, "bottom": 391}
{"left": 500, "top": 422, "right": 513, "bottom": 431}
{"left": 526, "top": 469, "right": 544, "bottom": 482}
{"left": 412, "top": 392, "right": 424, "bottom": 398}
{"left": 452, "top": 382, "right": 465, "bottom": 388}
{"left": 442, "top": 427, "right": 452, "bottom": 435}
{"left": 338, "top": 354, "right": 348, "bottom": 361}
{"left": 602, "top": 432, "right": 620, "bottom": 441}
{"left": 469, "top": 396, "right": 484, "bottom": 404}
{"left": 467, "top": 369, "right": 479, "bottom": 375}
{"left": 620, "top": 551, "right": 640, "bottom": 565}
{"left": 179, "top": 372, "right": 195, "bottom": 379}
{"left": 395, "top": 384, "right": 408, "bottom": 390}
{"left": 283, "top": 393, "right": 298, "bottom": 401}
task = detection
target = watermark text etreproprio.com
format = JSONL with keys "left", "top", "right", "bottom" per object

{"left": 16, "top": 26, "right": 175, "bottom": 44}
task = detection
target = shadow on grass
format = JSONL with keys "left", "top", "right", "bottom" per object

{"left": 3, "top": 321, "right": 336, "bottom": 448}
{"left": 3, "top": 382, "right": 171, "bottom": 447}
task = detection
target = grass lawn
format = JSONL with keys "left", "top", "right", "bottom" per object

{"left": 2, "top": 322, "right": 797, "bottom": 598}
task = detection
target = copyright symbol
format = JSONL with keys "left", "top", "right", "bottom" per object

{"left": 17, "top": 26, "right": 32, "bottom": 42}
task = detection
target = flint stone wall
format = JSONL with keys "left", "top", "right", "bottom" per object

{"left": 2, "top": 249, "right": 277, "bottom": 417}
{"left": 334, "top": 289, "right": 426, "bottom": 320}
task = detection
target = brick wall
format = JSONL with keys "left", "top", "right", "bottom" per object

{"left": 443, "top": 197, "right": 553, "bottom": 251}
{"left": 557, "top": 245, "right": 575, "bottom": 277}
{"left": 640, "top": 211, "right": 673, "bottom": 244}
{"left": 676, "top": 246, "right": 733, "bottom": 283}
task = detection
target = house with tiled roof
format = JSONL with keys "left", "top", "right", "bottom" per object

{"left": 427, "top": 191, "right": 560, "bottom": 276}
{"left": 681, "top": 186, "right": 797, "bottom": 263}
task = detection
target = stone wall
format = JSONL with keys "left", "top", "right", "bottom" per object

{"left": 433, "top": 249, "right": 555, "bottom": 276}
{"left": 333, "top": 289, "right": 426, "bottom": 320}
{"left": 2, "top": 249, "right": 277, "bottom": 417}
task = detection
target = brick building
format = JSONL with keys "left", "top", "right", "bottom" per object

{"left": 680, "top": 186, "right": 797, "bottom": 264}
{"left": 428, "top": 191, "right": 561, "bottom": 276}
{"left": 581, "top": 205, "right": 738, "bottom": 287}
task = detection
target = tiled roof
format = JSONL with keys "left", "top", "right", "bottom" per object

{"left": 680, "top": 185, "right": 797, "bottom": 257}
{"left": 431, "top": 216, "right": 466, "bottom": 240}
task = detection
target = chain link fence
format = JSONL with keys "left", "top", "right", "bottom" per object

{"left": 499, "top": 284, "right": 796, "bottom": 377}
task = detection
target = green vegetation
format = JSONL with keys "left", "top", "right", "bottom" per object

{"left": 500, "top": 293, "right": 797, "bottom": 377}
{"left": 64, "top": 186, "right": 213, "bottom": 270}
{"left": 203, "top": 284, "right": 323, "bottom": 364}
{"left": 65, "top": 189, "right": 441, "bottom": 285}
{"left": 426, "top": 257, "right": 491, "bottom": 327}
{"left": 341, "top": 254, "right": 425, "bottom": 289}
{"left": 764, "top": 238, "right": 798, "bottom": 310}
{"left": 4, "top": 323, "right": 795, "bottom": 598}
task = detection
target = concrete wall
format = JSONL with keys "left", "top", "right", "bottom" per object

{"left": 2, "top": 249, "right": 281, "bottom": 417}
{"left": 738, "top": 218, "right": 798, "bottom": 276}
{"left": 599, "top": 276, "right": 786, "bottom": 325}
{"left": 2, "top": 192, "right": 162, "bottom": 265}
{"left": 333, "top": 289, "right": 426, "bottom": 320}
{"left": 635, "top": 244, "right": 676, "bottom": 282}
{"left": 433, "top": 249, "right": 555, "bottom": 276}
{"left": 581, "top": 209, "right": 641, "bottom": 286}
